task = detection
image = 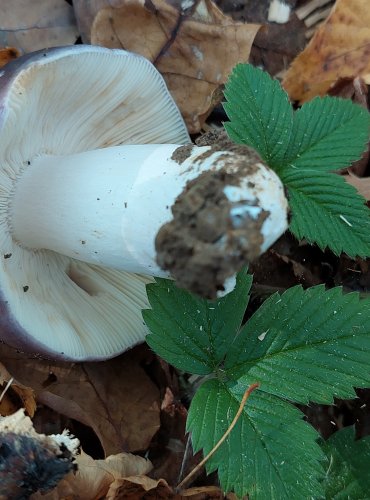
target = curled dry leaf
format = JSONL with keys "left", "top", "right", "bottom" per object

{"left": 0, "top": 0, "right": 78, "bottom": 53}
{"left": 31, "top": 450, "right": 153, "bottom": 500}
{"left": 0, "top": 344, "right": 160, "bottom": 456}
{"left": 283, "top": 0, "right": 370, "bottom": 102}
{"left": 107, "top": 476, "right": 173, "bottom": 499}
{"left": 32, "top": 451, "right": 230, "bottom": 499}
{"left": 0, "top": 361, "right": 36, "bottom": 417}
{"left": 0, "top": 47, "right": 19, "bottom": 68}
{"left": 90, "top": 0, "right": 260, "bottom": 132}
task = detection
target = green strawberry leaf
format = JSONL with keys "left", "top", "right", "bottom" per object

{"left": 223, "top": 64, "right": 293, "bottom": 169}
{"left": 142, "top": 268, "right": 252, "bottom": 375}
{"left": 321, "top": 426, "right": 370, "bottom": 499}
{"left": 283, "top": 96, "right": 370, "bottom": 172}
{"left": 225, "top": 285, "right": 370, "bottom": 404}
{"left": 281, "top": 168, "right": 370, "bottom": 257}
{"left": 187, "top": 378, "right": 325, "bottom": 499}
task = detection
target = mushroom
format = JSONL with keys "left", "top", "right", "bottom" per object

{"left": 0, "top": 45, "right": 289, "bottom": 361}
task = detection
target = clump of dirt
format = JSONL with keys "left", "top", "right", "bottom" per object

{"left": 155, "top": 148, "right": 269, "bottom": 299}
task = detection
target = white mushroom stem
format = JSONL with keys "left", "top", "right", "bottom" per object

{"left": 11, "top": 143, "right": 288, "bottom": 276}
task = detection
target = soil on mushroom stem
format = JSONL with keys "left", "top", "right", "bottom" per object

{"left": 155, "top": 146, "right": 267, "bottom": 299}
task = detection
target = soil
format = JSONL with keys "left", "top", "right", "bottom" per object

{"left": 156, "top": 139, "right": 269, "bottom": 298}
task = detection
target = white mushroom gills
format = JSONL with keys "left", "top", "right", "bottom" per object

{"left": 11, "top": 143, "right": 289, "bottom": 278}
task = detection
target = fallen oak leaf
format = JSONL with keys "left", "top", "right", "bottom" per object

{"left": 0, "top": 344, "right": 160, "bottom": 456}
{"left": 90, "top": 0, "right": 261, "bottom": 132}
{"left": 283, "top": 0, "right": 370, "bottom": 103}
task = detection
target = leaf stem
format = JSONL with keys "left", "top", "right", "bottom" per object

{"left": 177, "top": 382, "right": 260, "bottom": 491}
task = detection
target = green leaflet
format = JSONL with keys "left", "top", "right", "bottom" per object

{"left": 321, "top": 426, "right": 370, "bottom": 499}
{"left": 224, "top": 64, "right": 293, "bottom": 169}
{"left": 143, "top": 268, "right": 252, "bottom": 375}
{"left": 187, "top": 379, "right": 325, "bottom": 499}
{"left": 284, "top": 96, "right": 370, "bottom": 172}
{"left": 226, "top": 284, "right": 370, "bottom": 404}
{"left": 281, "top": 169, "right": 370, "bottom": 256}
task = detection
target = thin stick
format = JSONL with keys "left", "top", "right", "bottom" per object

{"left": 177, "top": 382, "right": 260, "bottom": 491}
{"left": 0, "top": 377, "right": 14, "bottom": 403}
{"left": 177, "top": 433, "right": 193, "bottom": 484}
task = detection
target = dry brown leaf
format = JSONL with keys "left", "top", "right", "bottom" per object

{"left": 0, "top": 344, "right": 160, "bottom": 455}
{"left": 180, "top": 486, "right": 237, "bottom": 498}
{"left": 31, "top": 451, "right": 229, "bottom": 499}
{"left": 270, "top": 250, "right": 322, "bottom": 287}
{"left": 0, "top": 361, "right": 36, "bottom": 417}
{"left": 345, "top": 174, "right": 370, "bottom": 201}
{"left": 107, "top": 475, "right": 173, "bottom": 499}
{"left": 0, "top": 0, "right": 79, "bottom": 53}
{"left": 73, "top": 0, "right": 124, "bottom": 42}
{"left": 90, "top": 0, "right": 260, "bottom": 132}
{"left": 31, "top": 450, "right": 152, "bottom": 500}
{"left": 283, "top": 0, "right": 370, "bottom": 102}
{"left": 0, "top": 47, "right": 19, "bottom": 68}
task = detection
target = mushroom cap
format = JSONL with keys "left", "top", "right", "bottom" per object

{"left": 0, "top": 45, "right": 190, "bottom": 361}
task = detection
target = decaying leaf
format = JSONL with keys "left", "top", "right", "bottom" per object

{"left": 0, "top": 361, "right": 36, "bottom": 417}
{"left": 0, "top": 47, "right": 19, "bottom": 67}
{"left": 106, "top": 475, "right": 173, "bottom": 499}
{"left": 90, "top": 0, "right": 261, "bottom": 132}
{"left": 31, "top": 450, "right": 234, "bottom": 499}
{"left": 31, "top": 450, "right": 153, "bottom": 499}
{"left": 0, "top": 0, "right": 79, "bottom": 53}
{"left": 283, "top": 0, "right": 370, "bottom": 102}
{"left": 0, "top": 344, "right": 160, "bottom": 456}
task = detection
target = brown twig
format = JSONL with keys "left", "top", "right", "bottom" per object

{"left": 176, "top": 382, "right": 260, "bottom": 491}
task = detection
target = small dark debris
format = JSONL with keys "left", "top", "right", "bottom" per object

{"left": 3, "top": 254, "right": 12, "bottom": 259}
{"left": 23, "top": 286, "right": 29, "bottom": 292}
